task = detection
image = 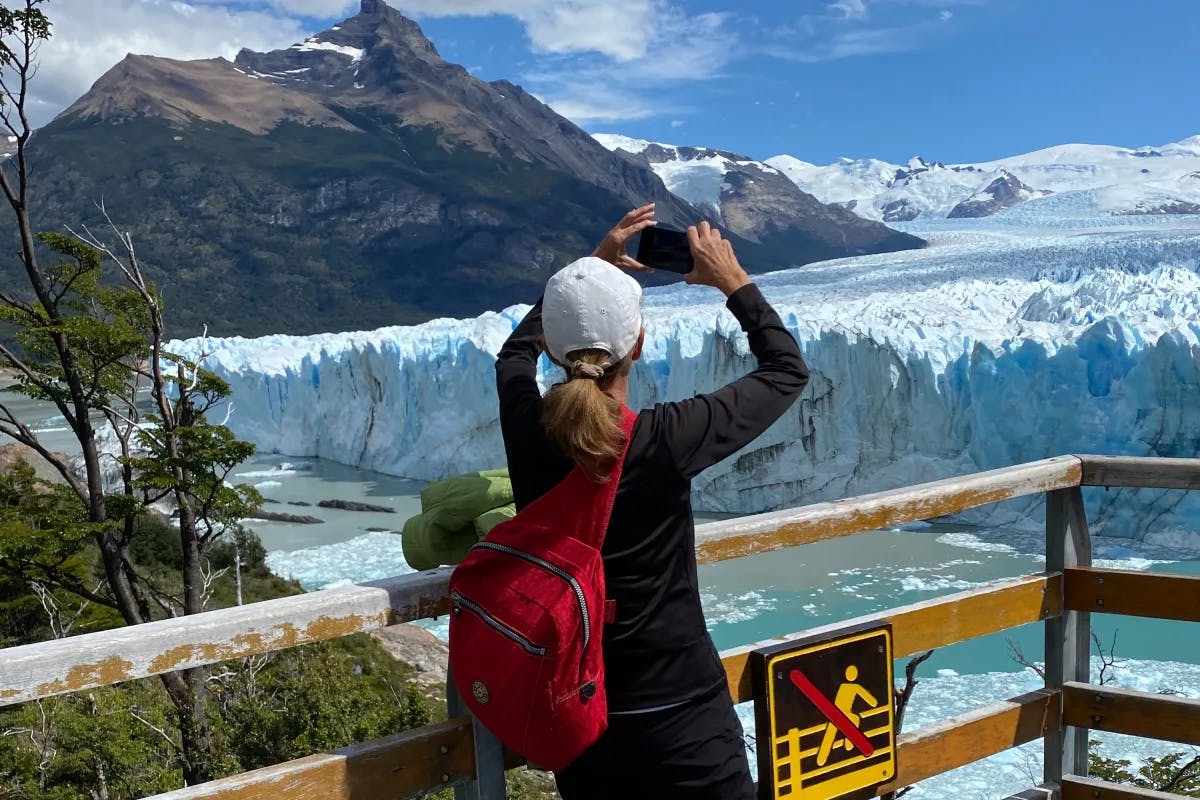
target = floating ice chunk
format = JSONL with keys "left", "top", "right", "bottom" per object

{"left": 265, "top": 532, "right": 411, "bottom": 591}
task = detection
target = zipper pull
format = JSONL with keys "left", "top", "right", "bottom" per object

{"left": 452, "top": 593, "right": 462, "bottom": 616}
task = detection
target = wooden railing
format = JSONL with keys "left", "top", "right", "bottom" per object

{"left": 2, "top": 454, "right": 1198, "bottom": 800}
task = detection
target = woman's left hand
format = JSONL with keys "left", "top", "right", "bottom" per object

{"left": 591, "top": 203, "right": 656, "bottom": 272}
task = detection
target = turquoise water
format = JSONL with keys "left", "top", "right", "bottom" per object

{"left": 701, "top": 526, "right": 1200, "bottom": 679}
{"left": 8, "top": 394, "right": 1200, "bottom": 793}
{"left": 8, "top": 392, "right": 1198, "bottom": 679}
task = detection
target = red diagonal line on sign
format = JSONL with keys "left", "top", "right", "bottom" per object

{"left": 789, "top": 670, "right": 876, "bottom": 757}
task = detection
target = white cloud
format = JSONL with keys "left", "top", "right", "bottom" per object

{"left": 189, "top": 0, "right": 357, "bottom": 14}
{"left": 263, "top": 0, "right": 357, "bottom": 15}
{"left": 768, "top": 0, "right": 969, "bottom": 64}
{"left": 522, "top": 10, "right": 738, "bottom": 125}
{"left": 766, "top": 20, "right": 941, "bottom": 62}
{"left": 831, "top": 0, "right": 869, "bottom": 19}
{"left": 393, "top": 0, "right": 660, "bottom": 61}
{"left": 26, "top": 0, "right": 313, "bottom": 126}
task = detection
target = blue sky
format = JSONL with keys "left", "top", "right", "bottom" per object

{"left": 402, "top": 0, "right": 1200, "bottom": 164}
{"left": 36, "top": 0, "right": 1200, "bottom": 165}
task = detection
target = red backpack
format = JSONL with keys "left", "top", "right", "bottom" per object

{"left": 447, "top": 407, "right": 637, "bottom": 772}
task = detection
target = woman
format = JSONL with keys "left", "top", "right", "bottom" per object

{"left": 496, "top": 205, "right": 809, "bottom": 799}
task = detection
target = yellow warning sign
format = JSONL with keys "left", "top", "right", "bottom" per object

{"left": 752, "top": 623, "right": 896, "bottom": 800}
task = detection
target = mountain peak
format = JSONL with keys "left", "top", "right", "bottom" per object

{"left": 231, "top": 0, "right": 441, "bottom": 95}
{"left": 337, "top": 0, "right": 438, "bottom": 59}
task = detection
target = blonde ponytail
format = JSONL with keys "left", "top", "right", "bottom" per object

{"left": 541, "top": 349, "right": 633, "bottom": 482}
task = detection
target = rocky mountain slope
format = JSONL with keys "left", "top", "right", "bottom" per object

{"left": 593, "top": 134, "right": 922, "bottom": 258}
{"left": 18, "top": 0, "right": 921, "bottom": 337}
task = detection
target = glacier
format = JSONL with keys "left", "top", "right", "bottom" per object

{"left": 172, "top": 214, "right": 1200, "bottom": 541}
{"left": 766, "top": 135, "right": 1200, "bottom": 221}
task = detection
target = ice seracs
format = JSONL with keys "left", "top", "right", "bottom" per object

{"left": 172, "top": 209, "right": 1200, "bottom": 542}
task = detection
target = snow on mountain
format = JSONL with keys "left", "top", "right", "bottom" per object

{"left": 592, "top": 134, "right": 777, "bottom": 215}
{"left": 173, "top": 212, "right": 1200, "bottom": 542}
{"left": 289, "top": 37, "right": 366, "bottom": 62}
{"left": 590, "top": 133, "right": 924, "bottom": 257}
{"left": 768, "top": 135, "right": 1200, "bottom": 221}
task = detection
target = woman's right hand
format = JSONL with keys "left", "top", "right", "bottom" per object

{"left": 685, "top": 221, "right": 752, "bottom": 297}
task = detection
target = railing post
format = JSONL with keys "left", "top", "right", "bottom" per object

{"left": 1044, "top": 487, "right": 1092, "bottom": 783}
{"left": 446, "top": 668, "right": 507, "bottom": 800}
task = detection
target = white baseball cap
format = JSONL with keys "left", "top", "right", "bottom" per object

{"left": 542, "top": 257, "right": 643, "bottom": 366}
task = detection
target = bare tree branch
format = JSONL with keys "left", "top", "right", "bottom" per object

{"left": 0, "top": 339, "right": 78, "bottom": 428}
{"left": 128, "top": 709, "right": 182, "bottom": 754}
{"left": 0, "top": 286, "right": 36, "bottom": 317}
{"left": 1091, "top": 630, "right": 1123, "bottom": 686}
{"left": 199, "top": 561, "right": 228, "bottom": 610}
{"left": 0, "top": 403, "right": 89, "bottom": 503}
{"left": 1159, "top": 755, "right": 1200, "bottom": 793}
{"left": 880, "top": 649, "right": 935, "bottom": 800}
{"left": 1007, "top": 639, "right": 1047, "bottom": 680}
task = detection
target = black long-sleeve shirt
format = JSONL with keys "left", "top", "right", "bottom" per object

{"left": 495, "top": 282, "right": 809, "bottom": 711}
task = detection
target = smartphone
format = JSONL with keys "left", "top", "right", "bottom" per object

{"left": 636, "top": 225, "right": 694, "bottom": 274}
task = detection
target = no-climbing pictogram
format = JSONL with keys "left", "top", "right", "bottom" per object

{"left": 752, "top": 623, "right": 896, "bottom": 800}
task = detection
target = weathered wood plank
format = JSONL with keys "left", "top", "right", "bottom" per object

{"left": 1062, "top": 682, "right": 1200, "bottom": 747}
{"left": 147, "top": 692, "right": 1060, "bottom": 800}
{"left": 447, "top": 668, "right": 507, "bottom": 800}
{"left": 1, "top": 458, "right": 1081, "bottom": 706}
{"left": 0, "top": 569, "right": 453, "bottom": 707}
{"left": 1044, "top": 488, "right": 1092, "bottom": 781}
{"left": 145, "top": 718, "right": 475, "bottom": 800}
{"left": 720, "top": 574, "right": 1061, "bottom": 703}
{"left": 1064, "top": 567, "right": 1200, "bottom": 622}
{"left": 874, "top": 690, "right": 1061, "bottom": 795}
{"left": 1062, "top": 776, "right": 1192, "bottom": 800}
{"left": 696, "top": 456, "right": 1082, "bottom": 563}
{"left": 1003, "top": 785, "right": 1061, "bottom": 800}
{"left": 1079, "top": 455, "right": 1200, "bottom": 490}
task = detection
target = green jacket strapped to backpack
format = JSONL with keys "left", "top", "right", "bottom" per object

{"left": 401, "top": 468, "right": 515, "bottom": 571}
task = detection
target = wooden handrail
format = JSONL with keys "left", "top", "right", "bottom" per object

{"left": 146, "top": 718, "right": 475, "bottom": 800}
{"left": 0, "top": 457, "right": 1083, "bottom": 707}
{"left": 0, "top": 569, "right": 452, "bottom": 708}
{"left": 1062, "top": 776, "right": 1190, "bottom": 800}
{"left": 720, "top": 574, "right": 1062, "bottom": 703}
{"left": 695, "top": 456, "right": 1082, "bottom": 563}
{"left": 1063, "top": 567, "right": 1200, "bottom": 622}
{"left": 144, "top": 690, "right": 1064, "bottom": 800}
{"left": 877, "top": 690, "right": 1061, "bottom": 795}
{"left": 1062, "top": 683, "right": 1200, "bottom": 748}
{"left": 1078, "top": 455, "right": 1200, "bottom": 489}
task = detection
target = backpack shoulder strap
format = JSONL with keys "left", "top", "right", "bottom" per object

{"left": 585, "top": 406, "right": 639, "bottom": 547}
{"left": 507, "top": 407, "right": 639, "bottom": 548}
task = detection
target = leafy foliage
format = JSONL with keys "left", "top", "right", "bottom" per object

{"left": 0, "top": 459, "right": 118, "bottom": 645}
{"left": 1091, "top": 741, "right": 1200, "bottom": 797}
{"left": 216, "top": 636, "right": 432, "bottom": 770}
{"left": 0, "top": 636, "right": 445, "bottom": 800}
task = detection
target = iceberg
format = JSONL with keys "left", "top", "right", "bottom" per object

{"left": 172, "top": 216, "right": 1200, "bottom": 540}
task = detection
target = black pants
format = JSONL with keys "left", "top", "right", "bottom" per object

{"left": 554, "top": 686, "right": 755, "bottom": 800}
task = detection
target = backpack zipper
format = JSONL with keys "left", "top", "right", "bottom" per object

{"left": 451, "top": 591, "right": 548, "bottom": 656}
{"left": 471, "top": 541, "right": 592, "bottom": 651}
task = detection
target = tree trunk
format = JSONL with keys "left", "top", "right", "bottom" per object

{"left": 163, "top": 669, "right": 215, "bottom": 786}
{"left": 234, "top": 537, "right": 244, "bottom": 606}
